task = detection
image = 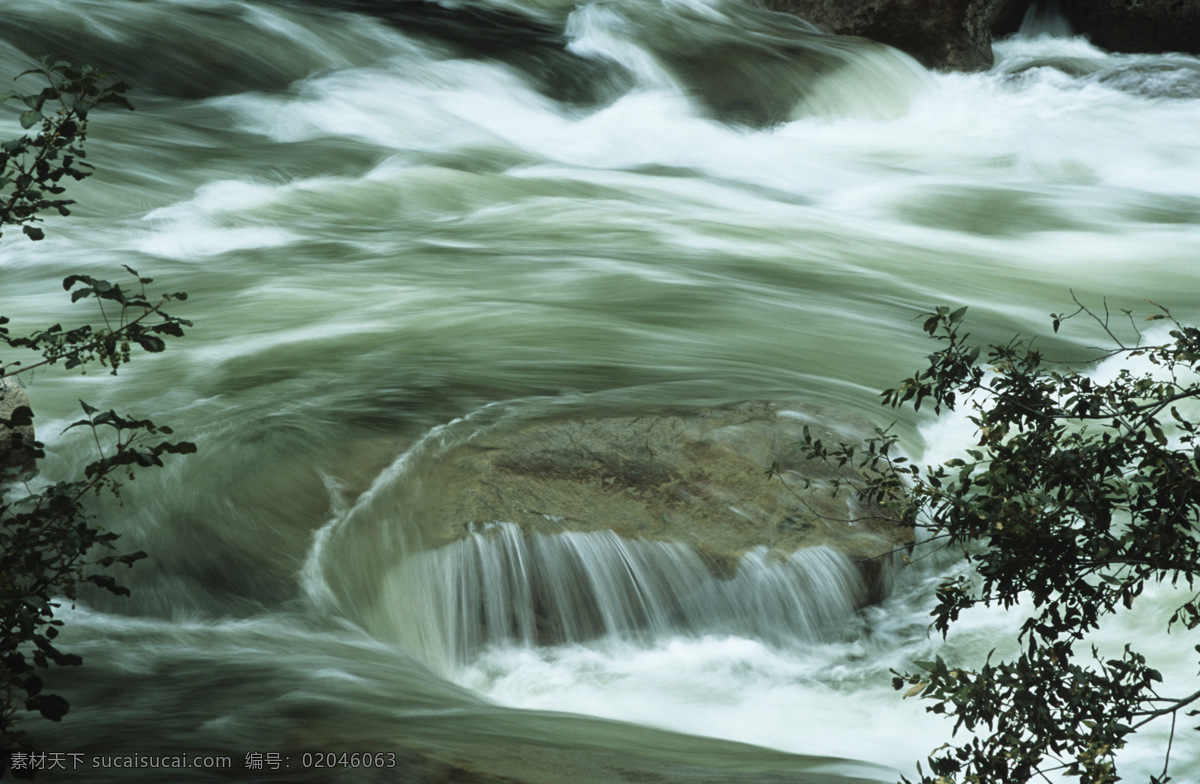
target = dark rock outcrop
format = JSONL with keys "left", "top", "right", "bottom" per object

{"left": 760, "top": 0, "right": 1019, "bottom": 71}
{"left": 1057, "top": 0, "right": 1200, "bottom": 56}
{"left": 762, "top": 0, "right": 1200, "bottom": 73}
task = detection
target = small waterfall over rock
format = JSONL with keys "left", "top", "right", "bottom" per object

{"left": 306, "top": 401, "right": 911, "bottom": 666}
{"left": 370, "top": 523, "right": 873, "bottom": 663}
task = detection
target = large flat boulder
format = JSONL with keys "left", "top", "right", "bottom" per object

{"left": 419, "top": 401, "right": 911, "bottom": 588}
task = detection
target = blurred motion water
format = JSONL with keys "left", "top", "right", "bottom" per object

{"left": 2, "top": 0, "right": 1199, "bottom": 780}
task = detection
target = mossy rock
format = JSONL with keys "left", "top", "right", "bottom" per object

{"left": 418, "top": 401, "right": 911, "bottom": 593}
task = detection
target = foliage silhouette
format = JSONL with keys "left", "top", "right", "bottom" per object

{"left": 1, "top": 60, "right": 194, "bottom": 779}
{"left": 794, "top": 298, "right": 1200, "bottom": 784}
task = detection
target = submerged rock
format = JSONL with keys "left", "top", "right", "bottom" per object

{"left": 321, "top": 0, "right": 634, "bottom": 108}
{"left": 344, "top": 401, "right": 915, "bottom": 658}
{"left": 419, "top": 401, "right": 911, "bottom": 594}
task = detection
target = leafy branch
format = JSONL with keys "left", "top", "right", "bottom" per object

{"left": 1, "top": 60, "right": 193, "bottom": 778}
{"left": 795, "top": 301, "right": 1200, "bottom": 784}
{"left": 1, "top": 266, "right": 191, "bottom": 379}
{"left": 2, "top": 400, "right": 196, "bottom": 754}
{"left": 0, "top": 59, "right": 131, "bottom": 242}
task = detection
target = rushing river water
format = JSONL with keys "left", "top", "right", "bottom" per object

{"left": 3, "top": 0, "right": 1200, "bottom": 781}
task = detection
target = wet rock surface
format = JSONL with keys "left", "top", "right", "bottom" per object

{"left": 1058, "top": 0, "right": 1200, "bottom": 57}
{"left": 759, "top": 0, "right": 1018, "bottom": 71}
{"left": 763, "top": 0, "right": 1200, "bottom": 72}
{"left": 421, "top": 401, "right": 912, "bottom": 581}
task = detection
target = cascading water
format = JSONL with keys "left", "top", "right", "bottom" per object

{"left": 3, "top": 0, "right": 1200, "bottom": 780}
{"left": 367, "top": 524, "right": 869, "bottom": 662}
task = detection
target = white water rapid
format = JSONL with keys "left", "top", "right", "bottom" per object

{"left": 2, "top": 0, "right": 1199, "bottom": 781}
